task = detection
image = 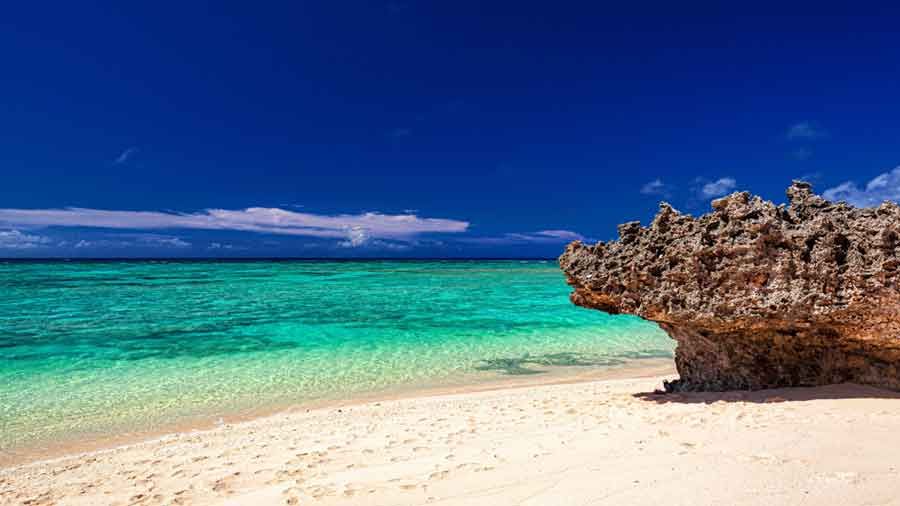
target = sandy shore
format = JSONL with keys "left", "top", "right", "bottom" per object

{"left": 4, "top": 372, "right": 900, "bottom": 506}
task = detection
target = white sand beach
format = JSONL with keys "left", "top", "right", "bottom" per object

{"left": 4, "top": 367, "right": 900, "bottom": 506}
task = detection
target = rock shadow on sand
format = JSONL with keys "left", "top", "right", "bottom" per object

{"left": 634, "top": 382, "right": 900, "bottom": 404}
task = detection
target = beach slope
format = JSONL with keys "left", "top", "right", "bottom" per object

{"left": 4, "top": 374, "right": 900, "bottom": 505}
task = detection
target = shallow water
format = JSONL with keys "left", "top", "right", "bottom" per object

{"left": 0, "top": 260, "right": 672, "bottom": 455}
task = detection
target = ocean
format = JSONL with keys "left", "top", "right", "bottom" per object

{"left": 0, "top": 259, "right": 672, "bottom": 458}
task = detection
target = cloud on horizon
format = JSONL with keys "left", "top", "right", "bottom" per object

{"left": 0, "top": 206, "right": 470, "bottom": 247}
{"left": 0, "top": 229, "right": 53, "bottom": 249}
{"left": 72, "top": 234, "right": 192, "bottom": 250}
{"left": 823, "top": 166, "right": 900, "bottom": 207}
{"left": 338, "top": 226, "right": 370, "bottom": 248}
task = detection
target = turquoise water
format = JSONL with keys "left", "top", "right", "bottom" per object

{"left": 0, "top": 260, "right": 671, "bottom": 455}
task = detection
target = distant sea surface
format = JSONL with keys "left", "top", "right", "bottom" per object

{"left": 0, "top": 260, "right": 672, "bottom": 458}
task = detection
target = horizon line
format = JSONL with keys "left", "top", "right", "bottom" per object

{"left": 0, "top": 256, "right": 561, "bottom": 262}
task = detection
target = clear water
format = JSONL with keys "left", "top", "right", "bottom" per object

{"left": 0, "top": 260, "right": 671, "bottom": 455}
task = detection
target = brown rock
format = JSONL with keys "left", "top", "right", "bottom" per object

{"left": 559, "top": 181, "right": 900, "bottom": 391}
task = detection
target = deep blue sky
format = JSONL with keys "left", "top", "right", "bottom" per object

{"left": 2, "top": 2, "right": 899, "bottom": 257}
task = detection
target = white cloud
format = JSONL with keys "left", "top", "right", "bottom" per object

{"left": 797, "top": 171, "right": 823, "bottom": 183}
{"left": 640, "top": 179, "right": 670, "bottom": 196}
{"left": 823, "top": 166, "right": 900, "bottom": 207}
{"left": 700, "top": 177, "right": 737, "bottom": 198}
{"left": 786, "top": 122, "right": 827, "bottom": 140}
{"left": 71, "top": 234, "right": 190, "bottom": 250}
{"left": 135, "top": 234, "right": 191, "bottom": 248}
{"left": 529, "top": 230, "right": 585, "bottom": 241}
{"left": 0, "top": 230, "right": 52, "bottom": 249}
{"left": 207, "top": 242, "right": 250, "bottom": 251}
{"left": 0, "top": 207, "right": 470, "bottom": 246}
{"left": 379, "top": 241, "right": 411, "bottom": 251}
{"left": 338, "top": 226, "right": 370, "bottom": 247}
{"left": 113, "top": 147, "right": 138, "bottom": 165}
{"left": 463, "top": 229, "right": 587, "bottom": 245}
{"left": 337, "top": 237, "right": 411, "bottom": 251}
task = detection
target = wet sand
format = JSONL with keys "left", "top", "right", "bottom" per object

{"left": 0, "top": 358, "right": 675, "bottom": 467}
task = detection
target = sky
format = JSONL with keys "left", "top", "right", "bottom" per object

{"left": 2, "top": 2, "right": 899, "bottom": 258}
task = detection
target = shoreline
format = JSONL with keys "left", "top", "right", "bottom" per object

{"left": 5, "top": 367, "right": 900, "bottom": 506}
{"left": 4, "top": 367, "right": 900, "bottom": 505}
{"left": 1, "top": 357, "right": 675, "bottom": 468}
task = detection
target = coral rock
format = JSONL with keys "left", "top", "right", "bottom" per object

{"left": 559, "top": 182, "right": 900, "bottom": 391}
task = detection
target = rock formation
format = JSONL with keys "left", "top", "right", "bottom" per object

{"left": 559, "top": 182, "right": 900, "bottom": 391}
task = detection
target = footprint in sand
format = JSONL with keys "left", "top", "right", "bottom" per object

{"left": 429, "top": 470, "right": 450, "bottom": 480}
{"left": 307, "top": 485, "right": 336, "bottom": 499}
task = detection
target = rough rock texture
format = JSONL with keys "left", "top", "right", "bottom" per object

{"left": 560, "top": 182, "right": 900, "bottom": 391}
